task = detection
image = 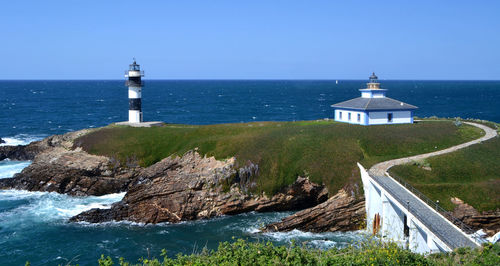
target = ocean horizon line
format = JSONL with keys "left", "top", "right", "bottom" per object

{"left": 1, "top": 79, "right": 500, "bottom": 82}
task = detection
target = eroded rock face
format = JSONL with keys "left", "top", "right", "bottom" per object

{"left": 0, "top": 141, "right": 44, "bottom": 161}
{"left": 0, "top": 129, "right": 94, "bottom": 161}
{"left": 262, "top": 188, "right": 365, "bottom": 233}
{"left": 0, "top": 129, "right": 135, "bottom": 196}
{"left": 0, "top": 138, "right": 5, "bottom": 144}
{"left": 451, "top": 197, "right": 500, "bottom": 237}
{"left": 70, "top": 151, "right": 328, "bottom": 224}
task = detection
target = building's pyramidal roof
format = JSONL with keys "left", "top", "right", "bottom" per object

{"left": 331, "top": 97, "right": 418, "bottom": 111}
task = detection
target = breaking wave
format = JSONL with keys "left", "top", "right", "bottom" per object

{"left": 0, "top": 160, "right": 31, "bottom": 179}
{"left": 261, "top": 229, "right": 367, "bottom": 249}
{"left": 0, "top": 190, "right": 125, "bottom": 226}
{"left": 0, "top": 134, "right": 46, "bottom": 146}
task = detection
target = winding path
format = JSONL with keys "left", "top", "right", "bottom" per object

{"left": 369, "top": 122, "right": 498, "bottom": 176}
{"left": 365, "top": 121, "right": 497, "bottom": 249}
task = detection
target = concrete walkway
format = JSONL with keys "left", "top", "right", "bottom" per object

{"left": 366, "top": 122, "right": 497, "bottom": 249}
{"left": 369, "top": 122, "right": 498, "bottom": 176}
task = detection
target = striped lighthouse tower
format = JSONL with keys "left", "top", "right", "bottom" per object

{"left": 125, "top": 59, "right": 144, "bottom": 123}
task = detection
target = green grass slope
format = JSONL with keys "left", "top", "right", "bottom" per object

{"left": 390, "top": 129, "right": 500, "bottom": 212}
{"left": 76, "top": 120, "right": 482, "bottom": 196}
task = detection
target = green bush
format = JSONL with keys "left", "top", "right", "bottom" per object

{"left": 96, "top": 239, "right": 500, "bottom": 266}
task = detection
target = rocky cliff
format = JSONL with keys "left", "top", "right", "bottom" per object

{"left": 0, "top": 129, "right": 135, "bottom": 196}
{"left": 0, "top": 139, "right": 46, "bottom": 161}
{"left": 2, "top": 128, "right": 498, "bottom": 237}
{"left": 451, "top": 197, "right": 500, "bottom": 237}
{"left": 262, "top": 188, "right": 365, "bottom": 233}
{"left": 70, "top": 150, "right": 328, "bottom": 223}
{"left": 1, "top": 130, "right": 338, "bottom": 226}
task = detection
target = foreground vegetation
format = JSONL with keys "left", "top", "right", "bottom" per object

{"left": 390, "top": 121, "right": 500, "bottom": 211}
{"left": 76, "top": 120, "right": 482, "bottom": 196}
{"left": 95, "top": 239, "right": 500, "bottom": 266}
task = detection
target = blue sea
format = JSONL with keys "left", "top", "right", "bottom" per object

{"left": 1, "top": 80, "right": 499, "bottom": 265}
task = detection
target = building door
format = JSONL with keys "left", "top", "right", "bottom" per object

{"left": 387, "top": 113, "right": 393, "bottom": 122}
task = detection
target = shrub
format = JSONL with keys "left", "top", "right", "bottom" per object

{"left": 95, "top": 239, "right": 499, "bottom": 266}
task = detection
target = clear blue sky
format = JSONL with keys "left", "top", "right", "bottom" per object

{"left": 2, "top": 0, "right": 499, "bottom": 80}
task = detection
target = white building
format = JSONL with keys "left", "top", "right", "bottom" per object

{"left": 331, "top": 73, "right": 417, "bottom": 125}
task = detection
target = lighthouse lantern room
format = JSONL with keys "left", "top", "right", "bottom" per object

{"left": 125, "top": 59, "right": 144, "bottom": 123}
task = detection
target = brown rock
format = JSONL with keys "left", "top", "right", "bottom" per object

{"left": 451, "top": 197, "right": 500, "bottom": 237}
{"left": 0, "top": 140, "right": 45, "bottom": 161}
{"left": 262, "top": 188, "right": 365, "bottom": 233}
{"left": 451, "top": 197, "right": 480, "bottom": 219}
{"left": 70, "top": 151, "right": 328, "bottom": 224}
{"left": 0, "top": 129, "right": 93, "bottom": 161}
{"left": 0, "top": 129, "right": 134, "bottom": 196}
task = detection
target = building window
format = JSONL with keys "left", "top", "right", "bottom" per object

{"left": 388, "top": 113, "right": 393, "bottom": 122}
{"left": 339, "top": 111, "right": 342, "bottom": 120}
{"left": 348, "top": 113, "right": 351, "bottom": 121}
{"left": 357, "top": 114, "right": 361, "bottom": 122}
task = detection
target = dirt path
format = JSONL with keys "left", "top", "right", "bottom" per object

{"left": 369, "top": 122, "right": 498, "bottom": 177}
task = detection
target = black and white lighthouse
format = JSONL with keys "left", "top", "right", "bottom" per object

{"left": 125, "top": 59, "right": 144, "bottom": 123}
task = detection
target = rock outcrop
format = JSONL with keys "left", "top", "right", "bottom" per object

{"left": 0, "top": 130, "right": 92, "bottom": 161}
{"left": 0, "top": 138, "right": 5, "bottom": 144}
{"left": 70, "top": 151, "right": 328, "bottom": 224}
{"left": 0, "top": 129, "right": 135, "bottom": 196}
{"left": 0, "top": 146, "right": 135, "bottom": 196}
{"left": 262, "top": 188, "right": 365, "bottom": 233}
{"left": 0, "top": 140, "right": 45, "bottom": 161}
{"left": 451, "top": 197, "right": 500, "bottom": 237}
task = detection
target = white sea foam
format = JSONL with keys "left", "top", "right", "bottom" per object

{"left": 0, "top": 190, "right": 126, "bottom": 226}
{"left": 261, "top": 229, "right": 367, "bottom": 249}
{"left": 0, "top": 134, "right": 46, "bottom": 146}
{"left": 263, "top": 229, "right": 329, "bottom": 241}
{"left": 76, "top": 220, "right": 147, "bottom": 227}
{"left": 487, "top": 231, "right": 500, "bottom": 243}
{"left": 0, "top": 160, "right": 31, "bottom": 178}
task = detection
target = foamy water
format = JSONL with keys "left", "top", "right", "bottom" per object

{"left": 0, "top": 134, "right": 41, "bottom": 178}
{"left": 0, "top": 160, "right": 32, "bottom": 179}
{"left": 0, "top": 190, "right": 125, "bottom": 225}
{"left": 0, "top": 134, "right": 45, "bottom": 146}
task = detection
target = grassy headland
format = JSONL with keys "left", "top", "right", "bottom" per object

{"left": 390, "top": 122, "right": 500, "bottom": 212}
{"left": 76, "top": 120, "right": 483, "bottom": 196}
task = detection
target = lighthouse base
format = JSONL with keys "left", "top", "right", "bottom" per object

{"left": 128, "top": 110, "right": 143, "bottom": 123}
{"left": 115, "top": 121, "right": 165, "bottom": 128}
